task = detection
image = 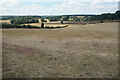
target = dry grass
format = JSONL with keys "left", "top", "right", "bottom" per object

{"left": 2, "top": 22, "right": 118, "bottom": 78}
{"left": 0, "top": 20, "right": 10, "bottom": 24}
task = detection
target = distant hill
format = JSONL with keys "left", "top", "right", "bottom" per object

{"left": 62, "top": 14, "right": 96, "bottom": 16}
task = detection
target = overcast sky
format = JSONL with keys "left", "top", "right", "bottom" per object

{"left": 0, "top": 0, "right": 119, "bottom": 15}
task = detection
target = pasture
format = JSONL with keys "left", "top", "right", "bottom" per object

{"left": 2, "top": 22, "right": 118, "bottom": 78}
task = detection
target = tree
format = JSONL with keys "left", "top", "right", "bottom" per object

{"left": 115, "top": 10, "right": 120, "bottom": 19}
{"left": 62, "top": 17, "right": 69, "bottom": 21}
{"left": 61, "top": 20, "right": 63, "bottom": 24}
{"left": 41, "top": 22, "right": 44, "bottom": 28}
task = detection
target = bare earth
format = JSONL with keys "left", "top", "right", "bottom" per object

{"left": 2, "top": 22, "right": 118, "bottom": 78}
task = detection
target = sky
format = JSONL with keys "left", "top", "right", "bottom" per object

{"left": 0, "top": 0, "right": 120, "bottom": 15}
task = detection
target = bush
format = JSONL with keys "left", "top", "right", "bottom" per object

{"left": 82, "top": 23, "right": 86, "bottom": 25}
{"left": 100, "top": 20, "right": 104, "bottom": 23}
{"left": 61, "top": 21, "right": 63, "bottom": 24}
{"left": 41, "top": 22, "right": 44, "bottom": 28}
{"left": 1, "top": 22, "right": 40, "bottom": 29}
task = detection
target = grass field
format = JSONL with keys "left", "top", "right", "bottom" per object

{"left": 2, "top": 22, "right": 118, "bottom": 78}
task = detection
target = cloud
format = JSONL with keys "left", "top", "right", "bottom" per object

{"left": 0, "top": 1, "right": 118, "bottom": 15}
{"left": 1, "top": 0, "right": 119, "bottom": 2}
{"left": 91, "top": 0, "right": 102, "bottom": 5}
{"left": 103, "top": 0, "right": 119, "bottom": 2}
{"left": 18, "top": 4, "right": 45, "bottom": 15}
{"left": 47, "top": 1, "right": 118, "bottom": 15}
{"left": 0, "top": 0, "right": 20, "bottom": 15}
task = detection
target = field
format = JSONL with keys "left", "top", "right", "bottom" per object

{"left": 24, "top": 23, "right": 67, "bottom": 27}
{"left": 0, "top": 20, "right": 10, "bottom": 24}
{"left": 2, "top": 22, "right": 118, "bottom": 78}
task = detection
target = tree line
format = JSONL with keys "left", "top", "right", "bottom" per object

{"left": 10, "top": 16, "right": 40, "bottom": 24}
{"left": 1, "top": 10, "right": 119, "bottom": 24}
{"left": 1, "top": 16, "right": 41, "bottom": 20}
{"left": 1, "top": 22, "right": 68, "bottom": 29}
{"left": 46, "top": 16, "right": 61, "bottom": 21}
{"left": 46, "top": 11, "right": 120, "bottom": 22}
{"left": 1, "top": 22, "right": 40, "bottom": 29}
{"left": 89, "top": 10, "right": 120, "bottom": 21}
